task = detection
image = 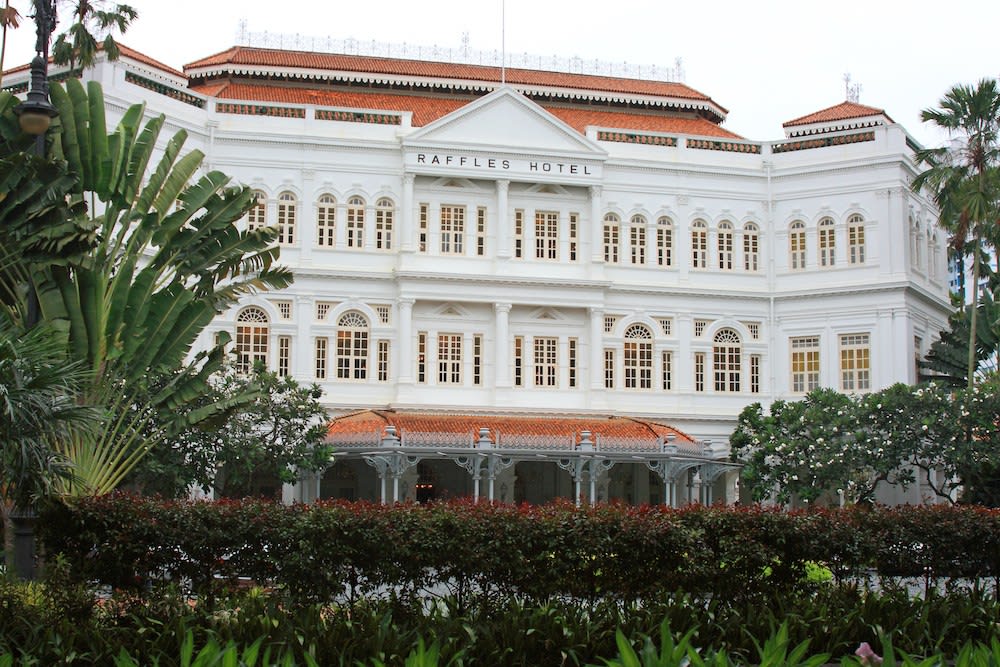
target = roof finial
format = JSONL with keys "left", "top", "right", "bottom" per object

{"left": 843, "top": 72, "right": 862, "bottom": 103}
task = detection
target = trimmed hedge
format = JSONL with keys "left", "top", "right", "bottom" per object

{"left": 39, "top": 496, "right": 1000, "bottom": 603}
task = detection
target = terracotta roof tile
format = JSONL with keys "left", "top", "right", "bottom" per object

{"left": 192, "top": 82, "right": 739, "bottom": 137}
{"left": 783, "top": 100, "right": 893, "bottom": 127}
{"left": 327, "top": 410, "right": 695, "bottom": 446}
{"left": 115, "top": 43, "right": 186, "bottom": 78}
{"left": 546, "top": 107, "right": 742, "bottom": 139}
{"left": 3, "top": 42, "right": 185, "bottom": 78}
{"left": 184, "top": 46, "right": 722, "bottom": 109}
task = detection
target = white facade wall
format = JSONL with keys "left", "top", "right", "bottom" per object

{"left": 68, "top": 58, "right": 951, "bottom": 451}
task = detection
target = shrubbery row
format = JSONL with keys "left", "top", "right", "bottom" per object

{"left": 40, "top": 496, "right": 1000, "bottom": 602}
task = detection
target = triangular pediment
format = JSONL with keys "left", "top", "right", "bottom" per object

{"left": 432, "top": 303, "right": 471, "bottom": 318}
{"left": 528, "top": 307, "right": 567, "bottom": 322}
{"left": 404, "top": 87, "right": 605, "bottom": 158}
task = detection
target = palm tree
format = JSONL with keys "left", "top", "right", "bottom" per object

{"left": 913, "top": 79, "right": 1000, "bottom": 389}
{"left": 51, "top": 0, "right": 138, "bottom": 71}
{"left": 0, "top": 311, "right": 102, "bottom": 574}
{"left": 0, "top": 80, "right": 292, "bottom": 496}
{"left": 0, "top": 1, "right": 21, "bottom": 88}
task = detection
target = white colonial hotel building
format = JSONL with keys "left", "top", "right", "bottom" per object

{"left": 7, "top": 41, "right": 951, "bottom": 505}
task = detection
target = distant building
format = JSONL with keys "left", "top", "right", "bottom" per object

{"left": 5, "top": 44, "right": 951, "bottom": 505}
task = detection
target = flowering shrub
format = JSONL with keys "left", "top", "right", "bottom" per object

{"left": 38, "top": 497, "right": 1000, "bottom": 603}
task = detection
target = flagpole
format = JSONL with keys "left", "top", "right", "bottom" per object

{"left": 501, "top": 0, "right": 506, "bottom": 85}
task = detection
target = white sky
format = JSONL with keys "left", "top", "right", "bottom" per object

{"left": 4, "top": 0, "right": 998, "bottom": 147}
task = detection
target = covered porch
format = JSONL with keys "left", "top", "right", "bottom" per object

{"left": 298, "top": 411, "right": 740, "bottom": 506}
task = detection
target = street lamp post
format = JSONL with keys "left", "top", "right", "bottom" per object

{"left": 14, "top": 0, "right": 58, "bottom": 145}
{"left": 10, "top": 0, "right": 58, "bottom": 583}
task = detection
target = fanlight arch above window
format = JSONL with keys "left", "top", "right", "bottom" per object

{"left": 237, "top": 306, "right": 269, "bottom": 323}
{"left": 338, "top": 311, "right": 369, "bottom": 328}
{"left": 713, "top": 328, "right": 741, "bottom": 344}
{"left": 624, "top": 324, "right": 653, "bottom": 340}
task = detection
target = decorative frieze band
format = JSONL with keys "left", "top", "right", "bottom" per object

{"left": 597, "top": 130, "right": 677, "bottom": 147}
{"left": 772, "top": 131, "right": 875, "bottom": 154}
{"left": 686, "top": 138, "right": 762, "bottom": 154}
{"left": 315, "top": 109, "right": 402, "bottom": 125}
{"left": 124, "top": 72, "right": 206, "bottom": 108}
{"left": 216, "top": 102, "right": 306, "bottom": 118}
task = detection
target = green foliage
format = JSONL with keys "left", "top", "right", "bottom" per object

{"left": 153, "top": 361, "right": 332, "bottom": 499}
{"left": 0, "top": 77, "right": 293, "bottom": 498}
{"left": 731, "top": 382, "right": 1000, "bottom": 504}
{"left": 920, "top": 283, "right": 1000, "bottom": 386}
{"left": 913, "top": 78, "right": 1000, "bottom": 388}
{"left": 0, "top": 311, "right": 100, "bottom": 512}
{"left": 4, "top": 584, "right": 1000, "bottom": 665}
{"left": 52, "top": 1, "right": 139, "bottom": 71}
{"left": 37, "top": 498, "right": 1000, "bottom": 608}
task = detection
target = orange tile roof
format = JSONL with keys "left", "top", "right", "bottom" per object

{"left": 327, "top": 409, "right": 695, "bottom": 445}
{"left": 783, "top": 100, "right": 893, "bottom": 127}
{"left": 546, "top": 107, "right": 742, "bottom": 139}
{"left": 2, "top": 42, "right": 184, "bottom": 78}
{"left": 191, "top": 82, "right": 740, "bottom": 137}
{"left": 115, "top": 43, "right": 186, "bottom": 78}
{"left": 184, "top": 46, "right": 722, "bottom": 109}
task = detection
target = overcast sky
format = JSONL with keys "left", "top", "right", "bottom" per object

{"left": 4, "top": 0, "right": 998, "bottom": 147}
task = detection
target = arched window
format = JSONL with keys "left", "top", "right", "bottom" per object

{"left": 235, "top": 306, "right": 269, "bottom": 374}
{"left": 789, "top": 221, "right": 806, "bottom": 270}
{"left": 603, "top": 213, "right": 620, "bottom": 264}
{"left": 346, "top": 196, "right": 365, "bottom": 249}
{"left": 743, "top": 222, "right": 759, "bottom": 272}
{"left": 375, "top": 197, "right": 394, "bottom": 250}
{"left": 276, "top": 191, "right": 296, "bottom": 245}
{"left": 336, "top": 311, "right": 369, "bottom": 380}
{"left": 713, "top": 328, "right": 741, "bottom": 392}
{"left": 247, "top": 190, "right": 267, "bottom": 231}
{"left": 717, "top": 220, "right": 733, "bottom": 270}
{"left": 818, "top": 217, "right": 835, "bottom": 267}
{"left": 848, "top": 214, "right": 865, "bottom": 265}
{"left": 316, "top": 194, "right": 336, "bottom": 247}
{"left": 929, "top": 232, "right": 939, "bottom": 279}
{"left": 623, "top": 324, "right": 653, "bottom": 389}
{"left": 913, "top": 218, "right": 924, "bottom": 271}
{"left": 691, "top": 219, "right": 708, "bottom": 269}
{"left": 629, "top": 214, "right": 647, "bottom": 265}
{"left": 656, "top": 216, "right": 673, "bottom": 267}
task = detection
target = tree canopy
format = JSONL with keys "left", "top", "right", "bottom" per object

{"left": 731, "top": 381, "right": 1000, "bottom": 505}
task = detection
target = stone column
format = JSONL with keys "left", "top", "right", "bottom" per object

{"left": 397, "top": 298, "right": 415, "bottom": 383}
{"left": 589, "top": 186, "right": 603, "bottom": 263}
{"left": 401, "top": 173, "right": 416, "bottom": 251}
{"left": 496, "top": 180, "right": 510, "bottom": 258}
{"left": 294, "top": 296, "right": 314, "bottom": 378}
{"left": 589, "top": 307, "right": 604, "bottom": 390}
{"left": 495, "top": 303, "right": 512, "bottom": 387}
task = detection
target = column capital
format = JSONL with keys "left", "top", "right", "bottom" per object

{"left": 397, "top": 297, "right": 416, "bottom": 307}
{"left": 494, "top": 302, "right": 512, "bottom": 315}
{"left": 496, "top": 179, "right": 510, "bottom": 193}
{"left": 403, "top": 173, "right": 415, "bottom": 185}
